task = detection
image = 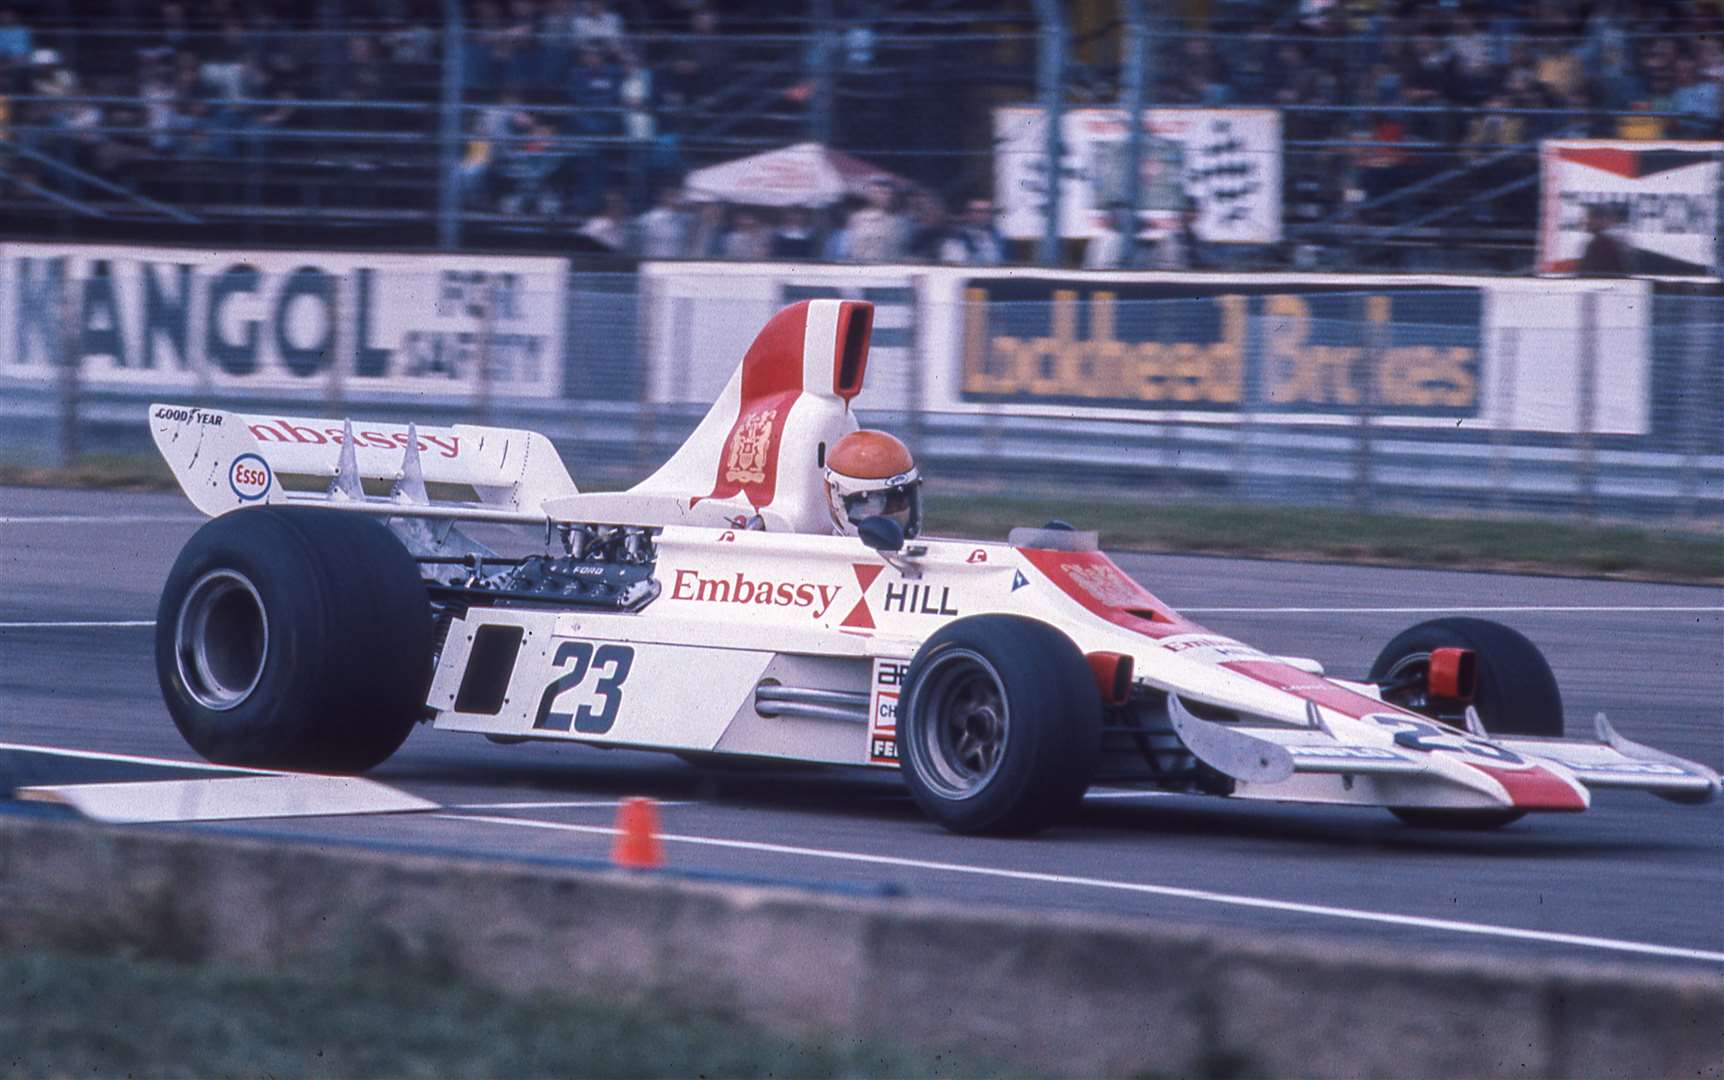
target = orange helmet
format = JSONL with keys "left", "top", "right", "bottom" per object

{"left": 824, "top": 429, "right": 922, "bottom": 538}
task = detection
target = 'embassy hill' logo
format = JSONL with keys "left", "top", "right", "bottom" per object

{"left": 669, "top": 569, "right": 841, "bottom": 619}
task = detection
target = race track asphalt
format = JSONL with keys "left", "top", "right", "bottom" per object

{"left": 3, "top": 486, "right": 1721, "bottom": 974}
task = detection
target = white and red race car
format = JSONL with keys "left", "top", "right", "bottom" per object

{"left": 148, "top": 300, "right": 1719, "bottom": 835}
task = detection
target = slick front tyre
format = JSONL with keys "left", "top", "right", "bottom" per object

{"left": 1390, "top": 808, "right": 1524, "bottom": 830}
{"left": 155, "top": 507, "right": 433, "bottom": 772}
{"left": 1369, "top": 616, "right": 1563, "bottom": 738}
{"left": 899, "top": 615, "right": 1102, "bottom": 836}
{"left": 1372, "top": 617, "right": 1561, "bottom": 831}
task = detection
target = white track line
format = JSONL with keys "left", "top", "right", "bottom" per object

{"left": 0, "top": 742, "right": 277, "bottom": 775}
{"left": 449, "top": 799, "right": 692, "bottom": 811}
{"left": 0, "top": 515, "right": 202, "bottom": 525}
{"left": 0, "top": 620, "right": 155, "bottom": 629}
{"left": 1184, "top": 606, "right": 1723, "bottom": 615}
{"left": 435, "top": 811, "right": 1724, "bottom": 965}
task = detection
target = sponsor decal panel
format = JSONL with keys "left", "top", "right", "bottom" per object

{"left": 869, "top": 659, "right": 908, "bottom": 764}
{"left": 1538, "top": 139, "right": 1721, "bottom": 277}
{"left": 667, "top": 568, "right": 842, "bottom": 619}
{"left": 227, "top": 453, "right": 271, "bottom": 501}
{"left": 1287, "top": 744, "right": 1408, "bottom": 762}
{"left": 1548, "top": 759, "right": 1689, "bottom": 776}
{"left": 152, "top": 406, "right": 223, "bottom": 426}
{"left": 881, "top": 582, "right": 960, "bottom": 617}
{"left": 1160, "top": 633, "right": 1270, "bottom": 664}
{"left": 960, "top": 278, "right": 1481, "bottom": 418}
{"left": 245, "top": 417, "right": 462, "bottom": 459}
{"left": 0, "top": 244, "right": 566, "bottom": 396}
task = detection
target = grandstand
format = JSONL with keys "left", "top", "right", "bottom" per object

{"left": 0, "top": 1, "right": 1718, "bottom": 270}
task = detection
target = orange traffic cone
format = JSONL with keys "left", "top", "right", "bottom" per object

{"left": 611, "top": 796, "right": 665, "bottom": 869}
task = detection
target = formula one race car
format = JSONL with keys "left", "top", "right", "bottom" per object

{"left": 147, "top": 300, "right": 1719, "bottom": 835}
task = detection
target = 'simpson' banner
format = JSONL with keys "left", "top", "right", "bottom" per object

{"left": 1538, "top": 140, "right": 1721, "bottom": 278}
{"left": 0, "top": 244, "right": 568, "bottom": 397}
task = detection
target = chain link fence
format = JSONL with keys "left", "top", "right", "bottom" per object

{"left": 2, "top": 258, "right": 1717, "bottom": 523}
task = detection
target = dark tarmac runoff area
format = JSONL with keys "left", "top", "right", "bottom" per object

{"left": 3, "top": 485, "right": 1721, "bottom": 974}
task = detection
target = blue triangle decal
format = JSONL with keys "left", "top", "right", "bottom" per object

{"left": 1011, "top": 570, "right": 1029, "bottom": 592}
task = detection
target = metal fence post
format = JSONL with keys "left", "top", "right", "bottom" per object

{"left": 1678, "top": 296, "right": 1705, "bottom": 518}
{"left": 1234, "top": 309, "right": 1262, "bottom": 503}
{"left": 1120, "top": 0, "right": 1148, "bottom": 266}
{"left": 475, "top": 274, "right": 496, "bottom": 424}
{"left": 1490, "top": 326, "right": 1518, "bottom": 513}
{"left": 437, "top": 0, "right": 466, "bottom": 251}
{"left": 1715, "top": 147, "right": 1723, "bottom": 280}
{"left": 1576, "top": 290, "right": 1599, "bottom": 520}
{"left": 55, "top": 261, "right": 79, "bottom": 468}
{"left": 1031, "top": 0, "right": 1066, "bottom": 267}
{"left": 906, "top": 276, "right": 928, "bottom": 467}
{"left": 1352, "top": 294, "right": 1379, "bottom": 509}
{"left": 325, "top": 268, "right": 346, "bottom": 420}
{"left": 809, "top": 0, "right": 835, "bottom": 146}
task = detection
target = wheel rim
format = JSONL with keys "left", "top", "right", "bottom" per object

{"left": 910, "top": 649, "right": 1009, "bottom": 799}
{"left": 175, "top": 569, "right": 269, "bottom": 711}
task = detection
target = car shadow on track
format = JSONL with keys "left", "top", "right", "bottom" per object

{"left": 375, "top": 737, "right": 1711, "bottom": 856}
{"left": 376, "top": 746, "right": 929, "bottom": 824}
{"left": 1069, "top": 798, "right": 1706, "bottom": 858}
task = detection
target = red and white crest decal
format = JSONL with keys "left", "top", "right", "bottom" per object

{"left": 723, "top": 407, "right": 778, "bottom": 485}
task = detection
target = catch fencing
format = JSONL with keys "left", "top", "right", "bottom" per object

{"left": 0, "top": 247, "right": 1718, "bottom": 522}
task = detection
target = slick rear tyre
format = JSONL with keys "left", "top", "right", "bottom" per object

{"left": 899, "top": 615, "right": 1102, "bottom": 836}
{"left": 155, "top": 507, "right": 433, "bottom": 772}
{"left": 1369, "top": 616, "right": 1563, "bottom": 738}
{"left": 1371, "top": 617, "right": 1561, "bottom": 831}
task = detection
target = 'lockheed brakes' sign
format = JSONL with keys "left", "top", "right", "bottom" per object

{"left": 0, "top": 243, "right": 568, "bottom": 397}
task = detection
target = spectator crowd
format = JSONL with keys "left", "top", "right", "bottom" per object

{"left": 0, "top": 0, "right": 1718, "bottom": 266}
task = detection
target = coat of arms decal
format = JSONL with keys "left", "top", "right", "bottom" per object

{"left": 724, "top": 407, "right": 778, "bottom": 485}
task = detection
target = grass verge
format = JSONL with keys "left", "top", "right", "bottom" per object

{"left": 927, "top": 495, "right": 1723, "bottom": 584}
{"left": 0, "top": 946, "right": 993, "bottom": 1078}
{"left": 0, "top": 453, "right": 176, "bottom": 491}
{"left": 4, "top": 456, "right": 1717, "bottom": 582}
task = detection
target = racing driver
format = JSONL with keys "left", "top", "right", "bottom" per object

{"left": 824, "top": 429, "right": 923, "bottom": 539}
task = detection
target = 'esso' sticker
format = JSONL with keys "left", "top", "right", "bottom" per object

{"left": 228, "top": 454, "right": 272, "bottom": 501}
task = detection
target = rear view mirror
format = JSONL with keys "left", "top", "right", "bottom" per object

{"left": 857, "top": 515, "right": 904, "bottom": 553}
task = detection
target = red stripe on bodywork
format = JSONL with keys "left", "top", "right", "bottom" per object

{"left": 699, "top": 301, "right": 811, "bottom": 509}
{"left": 1223, "top": 659, "right": 1390, "bottom": 719}
{"left": 1017, "top": 548, "right": 1187, "bottom": 639}
{"left": 1471, "top": 762, "right": 1588, "bottom": 811}
{"left": 1023, "top": 548, "right": 1439, "bottom": 721}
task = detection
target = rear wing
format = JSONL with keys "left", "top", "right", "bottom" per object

{"left": 149, "top": 404, "right": 576, "bottom": 525}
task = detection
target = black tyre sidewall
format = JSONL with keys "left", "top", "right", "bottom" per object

{"left": 900, "top": 614, "right": 1102, "bottom": 835}
{"left": 1367, "top": 616, "right": 1563, "bottom": 738}
{"left": 1390, "top": 808, "right": 1526, "bottom": 830}
{"left": 155, "top": 507, "right": 432, "bottom": 772}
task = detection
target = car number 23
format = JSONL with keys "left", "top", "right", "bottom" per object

{"left": 533, "top": 641, "right": 635, "bottom": 734}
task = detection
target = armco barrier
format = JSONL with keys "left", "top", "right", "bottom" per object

{"left": 4, "top": 248, "right": 1722, "bottom": 519}
{"left": 1, "top": 814, "right": 1718, "bottom": 1078}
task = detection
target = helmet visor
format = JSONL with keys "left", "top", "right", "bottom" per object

{"left": 841, "top": 482, "right": 922, "bottom": 539}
